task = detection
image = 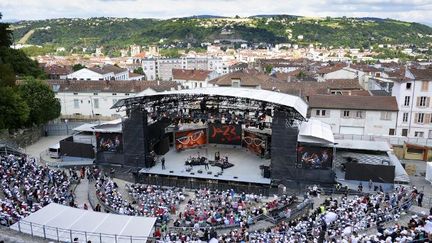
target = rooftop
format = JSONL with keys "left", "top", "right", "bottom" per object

{"left": 172, "top": 69, "right": 212, "bottom": 81}
{"left": 46, "top": 80, "right": 178, "bottom": 93}
{"left": 408, "top": 67, "right": 432, "bottom": 80}
{"left": 308, "top": 95, "right": 398, "bottom": 111}
{"left": 88, "top": 64, "right": 128, "bottom": 75}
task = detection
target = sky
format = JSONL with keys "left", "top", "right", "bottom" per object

{"left": 1, "top": 0, "right": 432, "bottom": 24}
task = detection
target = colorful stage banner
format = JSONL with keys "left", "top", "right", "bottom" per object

{"left": 208, "top": 124, "right": 242, "bottom": 145}
{"left": 297, "top": 145, "right": 333, "bottom": 169}
{"left": 242, "top": 131, "right": 267, "bottom": 156}
{"left": 175, "top": 129, "right": 207, "bottom": 150}
{"left": 96, "top": 132, "right": 123, "bottom": 153}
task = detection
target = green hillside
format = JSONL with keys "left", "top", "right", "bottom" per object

{"left": 11, "top": 16, "right": 432, "bottom": 53}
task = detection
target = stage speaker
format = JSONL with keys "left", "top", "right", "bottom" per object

{"left": 123, "top": 107, "right": 148, "bottom": 167}
{"left": 266, "top": 109, "right": 272, "bottom": 116}
{"left": 270, "top": 110, "right": 299, "bottom": 184}
{"left": 144, "top": 155, "right": 155, "bottom": 168}
{"left": 154, "top": 136, "right": 170, "bottom": 155}
{"left": 263, "top": 168, "right": 271, "bottom": 178}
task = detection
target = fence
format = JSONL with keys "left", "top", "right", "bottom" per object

{"left": 0, "top": 142, "right": 25, "bottom": 156}
{"left": 44, "top": 121, "right": 86, "bottom": 136}
{"left": 8, "top": 220, "right": 157, "bottom": 243}
{"left": 137, "top": 174, "right": 273, "bottom": 196}
{"left": 39, "top": 150, "right": 94, "bottom": 168}
{"left": 334, "top": 134, "right": 432, "bottom": 147}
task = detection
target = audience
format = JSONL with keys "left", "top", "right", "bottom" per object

{"left": 0, "top": 154, "right": 72, "bottom": 226}
{"left": 128, "top": 183, "right": 186, "bottom": 222}
{"left": 1, "top": 153, "right": 430, "bottom": 242}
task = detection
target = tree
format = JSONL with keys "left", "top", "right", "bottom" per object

{"left": 0, "top": 63, "right": 16, "bottom": 87}
{"left": 72, "top": 63, "right": 86, "bottom": 71}
{"left": 133, "top": 67, "right": 144, "bottom": 75}
{"left": 296, "top": 70, "right": 307, "bottom": 79}
{"left": 0, "top": 13, "right": 12, "bottom": 48}
{"left": 264, "top": 64, "right": 273, "bottom": 74}
{"left": 18, "top": 78, "right": 60, "bottom": 126}
{"left": 0, "top": 86, "right": 29, "bottom": 129}
{"left": 0, "top": 47, "right": 45, "bottom": 78}
{"left": 160, "top": 48, "right": 181, "bottom": 58}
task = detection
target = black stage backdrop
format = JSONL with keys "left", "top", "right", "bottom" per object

{"left": 175, "top": 129, "right": 207, "bottom": 150}
{"left": 60, "top": 136, "right": 94, "bottom": 158}
{"left": 209, "top": 124, "right": 242, "bottom": 145}
{"left": 96, "top": 132, "right": 123, "bottom": 153}
{"left": 297, "top": 144, "right": 333, "bottom": 169}
{"left": 345, "top": 163, "right": 395, "bottom": 183}
{"left": 242, "top": 130, "right": 267, "bottom": 156}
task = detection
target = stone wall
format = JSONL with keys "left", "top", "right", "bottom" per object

{"left": 0, "top": 126, "right": 43, "bottom": 149}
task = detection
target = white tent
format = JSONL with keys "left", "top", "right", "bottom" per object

{"left": 426, "top": 162, "right": 432, "bottom": 184}
{"left": 10, "top": 203, "right": 156, "bottom": 243}
{"left": 298, "top": 119, "right": 335, "bottom": 145}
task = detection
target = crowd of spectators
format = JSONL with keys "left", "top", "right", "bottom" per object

{"left": 173, "top": 188, "right": 295, "bottom": 229}
{"left": 95, "top": 176, "right": 139, "bottom": 216}
{"left": 245, "top": 186, "right": 417, "bottom": 242}
{"left": 2, "top": 153, "right": 432, "bottom": 242}
{"left": 127, "top": 183, "right": 186, "bottom": 222}
{"left": 0, "top": 154, "right": 73, "bottom": 226}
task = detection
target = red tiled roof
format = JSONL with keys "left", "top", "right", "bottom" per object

{"left": 209, "top": 70, "right": 364, "bottom": 98}
{"left": 409, "top": 67, "right": 432, "bottom": 80}
{"left": 129, "top": 72, "right": 144, "bottom": 78}
{"left": 308, "top": 95, "right": 398, "bottom": 111}
{"left": 317, "top": 64, "right": 347, "bottom": 74}
{"left": 350, "top": 64, "right": 380, "bottom": 73}
{"left": 46, "top": 80, "right": 178, "bottom": 93}
{"left": 43, "top": 64, "right": 72, "bottom": 75}
{"left": 172, "top": 69, "right": 211, "bottom": 81}
{"left": 133, "top": 52, "right": 146, "bottom": 58}
{"left": 88, "top": 64, "right": 127, "bottom": 75}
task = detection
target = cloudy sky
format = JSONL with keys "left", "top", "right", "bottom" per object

{"left": 1, "top": 0, "right": 432, "bottom": 24}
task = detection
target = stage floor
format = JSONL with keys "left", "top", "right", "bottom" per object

{"left": 139, "top": 145, "right": 271, "bottom": 185}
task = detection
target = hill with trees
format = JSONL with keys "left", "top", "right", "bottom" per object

{"left": 10, "top": 15, "right": 432, "bottom": 54}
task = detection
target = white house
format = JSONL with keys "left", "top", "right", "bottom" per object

{"left": 142, "top": 59, "right": 157, "bottom": 80}
{"left": 48, "top": 80, "right": 179, "bottom": 120}
{"left": 316, "top": 64, "right": 355, "bottom": 82}
{"left": 64, "top": 65, "right": 130, "bottom": 81}
{"left": 392, "top": 67, "right": 432, "bottom": 138}
{"left": 308, "top": 95, "right": 399, "bottom": 136}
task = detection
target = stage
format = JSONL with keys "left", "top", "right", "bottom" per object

{"left": 139, "top": 145, "right": 272, "bottom": 185}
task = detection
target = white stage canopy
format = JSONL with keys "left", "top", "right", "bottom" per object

{"left": 73, "top": 119, "right": 122, "bottom": 133}
{"left": 298, "top": 119, "right": 335, "bottom": 145}
{"left": 10, "top": 203, "right": 156, "bottom": 243}
{"left": 113, "top": 87, "right": 309, "bottom": 118}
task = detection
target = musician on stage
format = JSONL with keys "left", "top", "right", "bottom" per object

{"left": 215, "top": 151, "right": 220, "bottom": 161}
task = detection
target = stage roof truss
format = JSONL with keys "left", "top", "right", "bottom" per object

{"left": 112, "top": 88, "right": 307, "bottom": 121}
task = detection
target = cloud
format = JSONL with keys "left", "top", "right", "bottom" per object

{"left": 1, "top": 0, "right": 432, "bottom": 23}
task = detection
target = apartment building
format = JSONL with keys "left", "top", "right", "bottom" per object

{"left": 392, "top": 68, "right": 432, "bottom": 138}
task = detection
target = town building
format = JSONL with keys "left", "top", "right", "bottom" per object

{"left": 392, "top": 68, "right": 432, "bottom": 138}
{"left": 141, "top": 57, "right": 227, "bottom": 81}
{"left": 47, "top": 80, "right": 179, "bottom": 120}
{"left": 308, "top": 95, "right": 399, "bottom": 136}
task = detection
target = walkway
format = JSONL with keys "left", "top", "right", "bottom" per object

{"left": 74, "top": 178, "right": 93, "bottom": 211}
{"left": 24, "top": 135, "right": 67, "bottom": 159}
